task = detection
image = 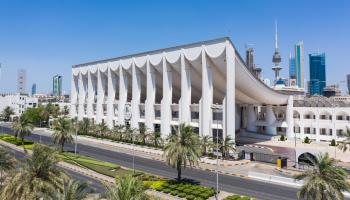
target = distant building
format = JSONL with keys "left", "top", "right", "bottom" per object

{"left": 309, "top": 53, "right": 326, "bottom": 96}
{"left": 0, "top": 93, "right": 38, "bottom": 117}
{"left": 347, "top": 74, "right": 350, "bottom": 94}
{"left": 289, "top": 53, "right": 296, "bottom": 79}
{"left": 53, "top": 75, "right": 62, "bottom": 96}
{"left": 246, "top": 48, "right": 254, "bottom": 70}
{"left": 323, "top": 85, "right": 341, "bottom": 97}
{"left": 31, "top": 83, "right": 37, "bottom": 95}
{"left": 295, "top": 41, "right": 304, "bottom": 88}
{"left": 17, "top": 69, "right": 27, "bottom": 94}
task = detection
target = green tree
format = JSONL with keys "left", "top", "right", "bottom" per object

{"left": 294, "top": 153, "right": 350, "bottom": 200}
{"left": 1, "top": 144, "right": 68, "bottom": 200}
{"left": 200, "top": 135, "right": 213, "bottom": 155}
{"left": 112, "top": 124, "right": 126, "bottom": 141}
{"left": 104, "top": 175, "right": 148, "bottom": 200}
{"left": 148, "top": 131, "right": 162, "bottom": 148}
{"left": 163, "top": 124, "right": 201, "bottom": 180}
{"left": 53, "top": 117, "right": 74, "bottom": 152}
{"left": 0, "top": 147, "right": 17, "bottom": 186}
{"left": 338, "top": 128, "right": 350, "bottom": 152}
{"left": 78, "top": 118, "right": 91, "bottom": 136}
{"left": 54, "top": 179, "right": 90, "bottom": 200}
{"left": 2, "top": 106, "right": 14, "bottom": 122}
{"left": 124, "top": 127, "right": 137, "bottom": 142}
{"left": 219, "top": 136, "right": 236, "bottom": 159}
{"left": 11, "top": 114, "right": 33, "bottom": 151}
{"left": 137, "top": 124, "right": 149, "bottom": 145}
{"left": 96, "top": 121, "right": 109, "bottom": 137}
{"left": 62, "top": 105, "right": 70, "bottom": 116}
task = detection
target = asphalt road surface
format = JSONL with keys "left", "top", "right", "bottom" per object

{"left": 0, "top": 125, "right": 299, "bottom": 200}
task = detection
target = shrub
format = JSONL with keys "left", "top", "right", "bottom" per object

{"left": 170, "top": 190, "right": 178, "bottom": 196}
{"left": 194, "top": 197, "right": 205, "bottom": 200}
{"left": 330, "top": 139, "right": 336, "bottom": 146}
{"left": 279, "top": 135, "right": 286, "bottom": 141}
{"left": 178, "top": 192, "right": 186, "bottom": 198}
{"left": 162, "top": 188, "right": 171, "bottom": 193}
{"left": 191, "top": 190, "right": 201, "bottom": 196}
{"left": 186, "top": 194, "right": 196, "bottom": 200}
{"left": 240, "top": 197, "right": 251, "bottom": 200}
{"left": 303, "top": 136, "right": 311, "bottom": 144}
{"left": 183, "top": 188, "right": 192, "bottom": 193}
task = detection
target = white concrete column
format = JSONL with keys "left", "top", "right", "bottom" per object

{"left": 201, "top": 49, "right": 213, "bottom": 137}
{"left": 247, "top": 105, "right": 257, "bottom": 132}
{"left": 299, "top": 113, "right": 304, "bottom": 139}
{"left": 118, "top": 67, "right": 128, "bottom": 125}
{"left": 70, "top": 74, "right": 78, "bottom": 117}
{"left": 131, "top": 62, "right": 141, "bottom": 129}
{"left": 86, "top": 71, "right": 94, "bottom": 119}
{"left": 286, "top": 96, "right": 294, "bottom": 138}
{"left": 180, "top": 51, "right": 191, "bottom": 124}
{"left": 145, "top": 59, "right": 156, "bottom": 131}
{"left": 331, "top": 108, "right": 337, "bottom": 140}
{"left": 78, "top": 72, "right": 85, "bottom": 120}
{"left": 225, "top": 42, "right": 236, "bottom": 139}
{"left": 315, "top": 111, "right": 320, "bottom": 142}
{"left": 161, "top": 55, "right": 172, "bottom": 137}
{"left": 265, "top": 105, "right": 277, "bottom": 135}
{"left": 96, "top": 69, "right": 104, "bottom": 124}
{"left": 107, "top": 67, "right": 115, "bottom": 128}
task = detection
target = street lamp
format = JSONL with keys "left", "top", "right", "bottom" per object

{"left": 74, "top": 117, "right": 78, "bottom": 156}
{"left": 211, "top": 103, "right": 220, "bottom": 199}
{"left": 124, "top": 105, "right": 134, "bottom": 173}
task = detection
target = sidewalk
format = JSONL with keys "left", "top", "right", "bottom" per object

{"left": 34, "top": 127, "right": 301, "bottom": 179}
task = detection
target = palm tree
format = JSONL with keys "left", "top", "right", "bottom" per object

{"left": 338, "top": 128, "right": 350, "bottom": 152}
{"left": 294, "top": 153, "right": 350, "bottom": 200}
{"left": 148, "top": 131, "right": 162, "bottom": 148}
{"left": 137, "top": 124, "right": 149, "bottom": 145}
{"left": 62, "top": 105, "right": 70, "bottom": 116}
{"left": 1, "top": 144, "right": 68, "bottom": 200}
{"left": 96, "top": 121, "right": 109, "bottom": 137}
{"left": 53, "top": 117, "right": 74, "bottom": 152}
{"left": 124, "top": 127, "right": 137, "bottom": 142}
{"left": 113, "top": 124, "right": 126, "bottom": 141}
{"left": 78, "top": 118, "right": 91, "bottom": 136}
{"left": 0, "top": 147, "right": 17, "bottom": 186}
{"left": 220, "top": 136, "right": 236, "bottom": 159}
{"left": 54, "top": 179, "right": 90, "bottom": 200}
{"left": 163, "top": 123, "right": 201, "bottom": 180}
{"left": 11, "top": 114, "right": 33, "bottom": 151}
{"left": 200, "top": 135, "right": 213, "bottom": 155}
{"left": 104, "top": 174, "right": 148, "bottom": 200}
{"left": 2, "top": 106, "right": 14, "bottom": 121}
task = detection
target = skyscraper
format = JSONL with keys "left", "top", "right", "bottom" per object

{"left": 31, "top": 83, "right": 37, "bottom": 95}
{"left": 246, "top": 47, "right": 254, "bottom": 70}
{"left": 17, "top": 69, "right": 27, "bottom": 94}
{"left": 347, "top": 74, "right": 350, "bottom": 94}
{"left": 289, "top": 53, "right": 296, "bottom": 79}
{"left": 295, "top": 41, "right": 304, "bottom": 88}
{"left": 309, "top": 53, "right": 326, "bottom": 96}
{"left": 53, "top": 75, "right": 62, "bottom": 96}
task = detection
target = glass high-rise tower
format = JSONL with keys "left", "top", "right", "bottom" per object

{"left": 309, "top": 53, "right": 326, "bottom": 95}
{"left": 347, "top": 74, "right": 350, "bottom": 94}
{"left": 53, "top": 75, "right": 62, "bottom": 96}
{"left": 289, "top": 53, "right": 296, "bottom": 79}
{"left": 295, "top": 41, "right": 304, "bottom": 88}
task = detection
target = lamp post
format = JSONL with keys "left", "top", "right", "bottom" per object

{"left": 74, "top": 117, "right": 78, "bottom": 156}
{"left": 211, "top": 103, "right": 220, "bottom": 199}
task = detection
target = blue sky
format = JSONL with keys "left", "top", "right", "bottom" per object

{"left": 0, "top": 0, "right": 349, "bottom": 94}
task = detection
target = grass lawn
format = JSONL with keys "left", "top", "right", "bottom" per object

{"left": 0, "top": 133, "right": 34, "bottom": 149}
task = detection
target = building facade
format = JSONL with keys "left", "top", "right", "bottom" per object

{"left": 53, "top": 75, "right": 62, "bottom": 96}
{"left": 347, "top": 74, "right": 350, "bottom": 94}
{"left": 289, "top": 53, "right": 296, "bottom": 79}
{"left": 32, "top": 83, "right": 37, "bottom": 95}
{"left": 295, "top": 41, "right": 304, "bottom": 88}
{"left": 17, "top": 69, "right": 27, "bottom": 94}
{"left": 71, "top": 38, "right": 348, "bottom": 142}
{"left": 0, "top": 93, "right": 38, "bottom": 116}
{"left": 309, "top": 53, "right": 326, "bottom": 96}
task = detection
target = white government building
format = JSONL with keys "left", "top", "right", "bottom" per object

{"left": 70, "top": 38, "right": 350, "bottom": 142}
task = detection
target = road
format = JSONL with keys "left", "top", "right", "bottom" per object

{"left": 1, "top": 145, "right": 106, "bottom": 194}
{"left": 0, "top": 125, "right": 299, "bottom": 200}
